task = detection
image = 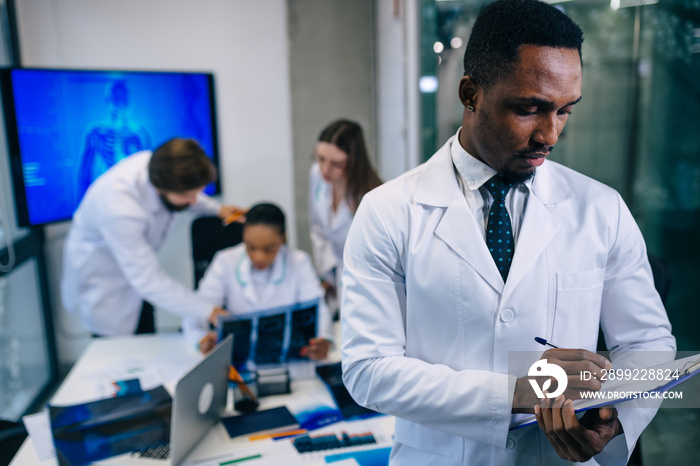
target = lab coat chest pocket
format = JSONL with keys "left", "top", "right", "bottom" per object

{"left": 552, "top": 269, "right": 605, "bottom": 349}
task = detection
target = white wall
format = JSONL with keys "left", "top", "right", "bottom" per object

{"left": 15, "top": 0, "right": 296, "bottom": 364}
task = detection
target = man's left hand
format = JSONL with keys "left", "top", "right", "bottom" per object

{"left": 534, "top": 395, "right": 622, "bottom": 462}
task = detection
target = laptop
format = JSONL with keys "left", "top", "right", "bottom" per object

{"left": 99, "top": 334, "right": 233, "bottom": 466}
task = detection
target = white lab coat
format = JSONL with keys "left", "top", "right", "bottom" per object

{"left": 308, "top": 162, "right": 353, "bottom": 290}
{"left": 182, "top": 244, "right": 333, "bottom": 347}
{"left": 341, "top": 137, "right": 676, "bottom": 465}
{"left": 61, "top": 151, "right": 220, "bottom": 336}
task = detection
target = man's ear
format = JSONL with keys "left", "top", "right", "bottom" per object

{"left": 459, "top": 75, "right": 479, "bottom": 111}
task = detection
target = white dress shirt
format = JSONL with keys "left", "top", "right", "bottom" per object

{"left": 451, "top": 130, "right": 531, "bottom": 246}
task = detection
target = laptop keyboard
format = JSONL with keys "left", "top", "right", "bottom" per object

{"left": 133, "top": 443, "right": 170, "bottom": 460}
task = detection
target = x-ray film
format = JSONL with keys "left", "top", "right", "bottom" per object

{"left": 216, "top": 299, "right": 319, "bottom": 368}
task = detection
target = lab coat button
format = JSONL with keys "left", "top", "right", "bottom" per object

{"left": 506, "top": 437, "right": 516, "bottom": 450}
{"left": 500, "top": 309, "right": 514, "bottom": 322}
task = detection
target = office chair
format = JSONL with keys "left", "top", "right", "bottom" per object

{"left": 0, "top": 420, "right": 27, "bottom": 466}
{"left": 595, "top": 253, "right": 670, "bottom": 466}
{"left": 191, "top": 216, "right": 244, "bottom": 288}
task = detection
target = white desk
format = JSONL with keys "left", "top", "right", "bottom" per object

{"left": 11, "top": 331, "right": 393, "bottom": 465}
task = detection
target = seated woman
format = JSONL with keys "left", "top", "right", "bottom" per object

{"left": 184, "top": 202, "right": 332, "bottom": 360}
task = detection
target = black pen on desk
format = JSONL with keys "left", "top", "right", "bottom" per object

{"left": 534, "top": 337, "right": 559, "bottom": 349}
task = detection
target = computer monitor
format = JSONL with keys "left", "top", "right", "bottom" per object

{"left": 0, "top": 67, "right": 221, "bottom": 227}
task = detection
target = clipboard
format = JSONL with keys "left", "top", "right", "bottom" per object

{"left": 510, "top": 353, "right": 700, "bottom": 430}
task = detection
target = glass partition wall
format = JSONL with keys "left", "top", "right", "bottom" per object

{"left": 423, "top": 0, "right": 700, "bottom": 349}
{"left": 0, "top": 1, "right": 59, "bottom": 423}
{"left": 422, "top": 0, "right": 699, "bottom": 462}
{"left": 0, "top": 234, "right": 58, "bottom": 421}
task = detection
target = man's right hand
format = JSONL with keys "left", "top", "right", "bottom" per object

{"left": 219, "top": 205, "right": 248, "bottom": 224}
{"left": 208, "top": 306, "right": 229, "bottom": 327}
{"left": 512, "top": 348, "right": 612, "bottom": 413}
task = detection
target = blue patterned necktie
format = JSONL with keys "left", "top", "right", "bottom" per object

{"left": 484, "top": 175, "right": 514, "bottom": 281}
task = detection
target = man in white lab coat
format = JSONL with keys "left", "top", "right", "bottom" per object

{"left": 341, "top": 0, "right": 676, "bottom": 464}
{"left": 62, "top": 138, "right": 236, "bottom": 336}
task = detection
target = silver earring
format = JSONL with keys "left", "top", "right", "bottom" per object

{"left": 466, "top": 102, "right": 475, "bottom": 112}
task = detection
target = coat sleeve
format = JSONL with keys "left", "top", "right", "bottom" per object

{"left": 183, "top": 251, "right": 231, "bottom": 348}
{"left": 97, "top": 207, "right": 213, "bottom": 322}
{"left": 308, "top": 165, "right": 337, "bottom": 280}
{"left": 600, "top": 193, "right": 675, "bottom": 353}
{"left": 593, "top": 192, "right": 676, "bottom": 465}
{"left": 182, "top": 316, "right": 208, "bottom": 349}
{"left": 341, "top": 196, "right": 515, "bottom": 447}
{"left": 190, "top": 192, "right": 221, "bottom": 217}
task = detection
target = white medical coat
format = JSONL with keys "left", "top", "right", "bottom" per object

{"left": 341, "top": 137, "right": 676, "bottom": 465}
{"left": 308, "top": 162, "right": 353, "bottom": 288}
{"left": 183, "top": 244, "right": 333, "bottom": 347}
{"left": 61, "top": 151, "right": 220, "bottom": 336}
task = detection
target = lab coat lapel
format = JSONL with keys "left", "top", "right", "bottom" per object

{"left": 237, "top": 254, "right": 259, "bottom": 306}
{"left": 415, "top": 139, "right": 503, "bottom": 291}
{"left": 264, "top": 247, "right": 287, "bottom": 295}
{"left": 504, "top": 162, "right": 572, "bottom": 294}
{"left": 315, "top": 178, "right": 332, "bottom": 231}
{"left": 437, "top": 195, "right": 504, "bottom": 291}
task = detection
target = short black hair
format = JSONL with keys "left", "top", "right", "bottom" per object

{"left": 149, "top": 138, "right": 216, "bottom": 192}
{"left": 463, "top": 0, "right": 583, "bottom": 90}
{"left": 245, "top": 202, "right": 286, "bottom": 236}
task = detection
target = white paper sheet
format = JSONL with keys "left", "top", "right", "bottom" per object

{"left": 182, "top": 440, "right": 304, "bottom": 466}
{"left": 21, "top": 411, "right": 55, "bottom": 461}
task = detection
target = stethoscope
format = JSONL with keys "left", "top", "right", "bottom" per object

{"left": 235, "top": 248, "right": 287, "bottom": 287}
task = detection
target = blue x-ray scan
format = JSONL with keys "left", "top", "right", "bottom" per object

{"left": 77, "top": 79, "right": 152, "bottom": 199}
{"left": 6, "top": 69, "right": 219, "bottom": 226}
{"left": 216, "top": 300, "right": 320, "bottom": 369}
